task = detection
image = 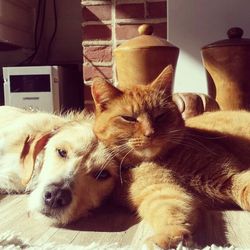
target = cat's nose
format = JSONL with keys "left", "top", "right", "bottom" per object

{"left": 144, "top": 128, "right": 155, "bottom": 137}
{"left": 141, "top": 118, "right": 155, "bottom": 137}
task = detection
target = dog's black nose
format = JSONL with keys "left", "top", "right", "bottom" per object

{"left": 44, "top": 185, "right": 72, "bottom": 209}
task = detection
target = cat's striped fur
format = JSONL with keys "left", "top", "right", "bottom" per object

{"left": 92, "top": 66, "right": 250, "bottom": 249}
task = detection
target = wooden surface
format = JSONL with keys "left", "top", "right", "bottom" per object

{"left": 1, "top": 194, "right": 250, "bottom": 249}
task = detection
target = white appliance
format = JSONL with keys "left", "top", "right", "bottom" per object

{"left": 3, "top": 66, "right": 62, "bottom": 112}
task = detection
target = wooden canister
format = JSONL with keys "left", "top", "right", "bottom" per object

{"left": 114, "top": 24, "right": 179, "bottom": 89}
{"left": 201, "top": 27, "right": 250, "bottom": 110}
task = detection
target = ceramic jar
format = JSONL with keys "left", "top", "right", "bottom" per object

{"left": 114, "top": 24, "right": 179, "bottom": 89}
{"left": 201, "top": 27, "right": 250, "bottom": 110}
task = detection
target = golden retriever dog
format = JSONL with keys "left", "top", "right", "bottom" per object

{"left": 0, "top": 106, "right": 117, "bottom": 225}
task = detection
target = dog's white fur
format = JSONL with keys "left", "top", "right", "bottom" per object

{"left": 0, "top": 106, "right": 117, "bottom": 224}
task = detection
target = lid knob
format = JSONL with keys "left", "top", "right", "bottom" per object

{"left": 227, "top": 27, "right": 244, "bottom": 39}
{"left": 138, "top": 24, "right": 153, "bottom": 35}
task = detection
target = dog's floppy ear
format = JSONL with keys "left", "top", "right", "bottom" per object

{"left": 20, "top": 132, "right": 53, "bottom": 186}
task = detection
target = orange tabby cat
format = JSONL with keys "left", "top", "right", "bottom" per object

{"left": 91, "top": 66, "right": 250, "bottom": 249}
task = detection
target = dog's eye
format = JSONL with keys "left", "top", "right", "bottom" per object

{"left": 56, "top": 148, "right": 67, "bottom": 158}
{"left": 93, "top": 170, "right": 111, "bottom": 181}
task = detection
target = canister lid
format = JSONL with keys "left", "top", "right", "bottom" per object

{"left": 202, "top": 27, "right": 250, "bottom": 49}
{"left": 114, "top": 24, "right": 178, "bottom": 50}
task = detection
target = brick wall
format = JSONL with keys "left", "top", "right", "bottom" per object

{"left": 81, "top": 0, "right": 167, "bottom": 110}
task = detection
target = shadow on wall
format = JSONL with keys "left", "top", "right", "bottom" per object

{"left": 168, "top": 0, "right": 250, "bottom": 94}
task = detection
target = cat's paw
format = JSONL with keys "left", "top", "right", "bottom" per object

{"left": 144, "top": 226, "right": 192, "bottom": 250}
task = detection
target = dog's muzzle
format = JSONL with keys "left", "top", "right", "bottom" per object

{"left": 43, "top": 184, "right": 72, "bottom": 209}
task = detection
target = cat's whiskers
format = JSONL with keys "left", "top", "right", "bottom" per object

{"left": 167, "top": 129, "right": 186, "bottom": 134}
{"left": 170, "top": 139, "right": 212, "bottom": 154}
{"left": 104, "top": 143, "right": 135, "bottom": 184}
{"left": 184, "top": 134, "right": 220, "bottom": 155}
{"left": 119, "top": 148, "right": 134, "bottom": 184}
{"left": 187, "top": 132, "right": 228, "bottom": 140}
{"left": 161, "top": 96, "right": 175, "bottom": 107}
{"left": 95, "top": 154, "right": 117, "bottom": 180}
{"left": 95, "top": 146, "right": 130, "bottom": 180}
{"left": 94, "top": 143, "right": 130, "bottom": 180}
{"left": 110, "top": 145, "right": 132, "bottom": 160}
{"left": 170, "top": 135, "right": 218, "bottom": 155}
{"left": 109, "top": 144, "right": 128, "bottom": 154}
{"left": 155, "top": 132, "right": 184, "bottom": 144}
{"left": 156, "top": 129, "right": 204, "bottom": 148}
{"left": 154, "top": 128, "right": 218, "bottom": 155}
{"left": 160, "top": 129, "right": 223, "bottom": 153}
{"left": 107, "top": 144, "right": 130, "bottom": 160}
{"left": 155, "top": 90, "right": 172, "bottom": 102}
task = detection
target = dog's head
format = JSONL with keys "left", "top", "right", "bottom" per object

{"left": 27, "top": 118, "right": 118, "bottom": 225}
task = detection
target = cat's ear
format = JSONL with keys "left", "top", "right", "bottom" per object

{"left": 91, "top": 77, "right": 122, "bottom": 111}
{"left": 151, "top": 65, "right": 173, "bottom": 93}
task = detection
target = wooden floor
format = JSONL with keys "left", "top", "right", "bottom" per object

{"left": 1, "top": 194, "right": 250, "bottom": 249}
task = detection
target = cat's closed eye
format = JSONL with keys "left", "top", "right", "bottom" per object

{"left": 120, "top": 115, "right": 138, "bottom": 122}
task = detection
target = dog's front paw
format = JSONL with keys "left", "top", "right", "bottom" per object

{"left": 144, "top": 226, "right": 193, "bottom": 250}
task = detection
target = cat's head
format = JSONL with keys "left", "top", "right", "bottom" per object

{"left": 91, "top": 65, "right": 185, "bottom": 161}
